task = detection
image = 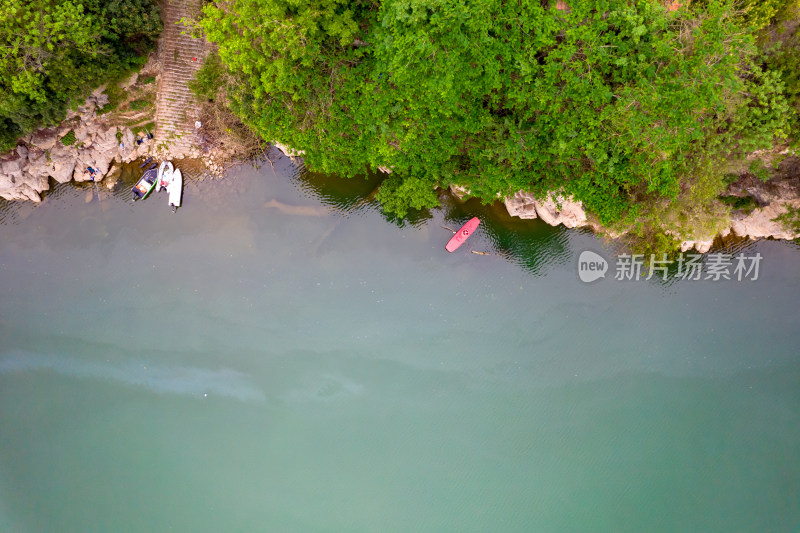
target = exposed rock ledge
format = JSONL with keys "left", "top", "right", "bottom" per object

{"left": 504, "top": 190, "right": 587, "bottom": 228}
{"left": 5, "top": 119, "right": 799, "bottom": 250}
{"left": 0, "top": 88, "right": 156, "bottom": 202}
{"left": 729, "top": 199, "right": 800, "bottom": 241}
{"left": 272, "top": 142, "right": 305, "bottom": 159}
{"left": 456, "top": 165, "right": 800, "bottom": 251}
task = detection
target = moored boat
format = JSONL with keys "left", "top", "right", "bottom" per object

{"left": 168, "top": 169, "right": 183, "bottom": 212}
{"left": 157, "top": 161, "right": 174, "bottom": 193}
{"left": 132, "top": 167, "right": 158, "bottom": 201}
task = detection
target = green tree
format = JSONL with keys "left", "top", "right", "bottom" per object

{"left": 199, "top": 0, "right": 791, "bottom": 227}
{"left": 0, "top": 0, "right": 162, "bottom": 151}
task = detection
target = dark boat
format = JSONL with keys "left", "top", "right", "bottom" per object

{"left": 132, "top": 167, "right": 158, "bottom": 201}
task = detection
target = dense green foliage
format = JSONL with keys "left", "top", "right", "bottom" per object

{"left": 189, "top": 51, "right": 269, "bottom": 159}
{"left": 0, "top": 0, "right": 161, "bottom": 150}
{"left": 719, "top": 194, "right": 757, "bottom": 213}
{"left": 739, "top": 0, "right": 792, "bottom": 31}
{"left": 759, "top": 6, "right": 800, "bottom": 150}
{"left": 60, "top": 129, "right": 76, "bottom": 146}
{"left": 188, "top": 52, "right": 225, "bottom": 103}
{"left": 199, "top": 0, "right": 794, "bottom": 229}
{"left": 129, "top": 97, "right": 151, "bottom": 110}
{"left": 775, "top": 204, "right": 800, "bottom": 233}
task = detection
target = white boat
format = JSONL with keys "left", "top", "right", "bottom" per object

{"left": 157, "top": 161, "right": 174, "bottom": 193}
{"left": 168, "top": 169, "right": 183, "bottom": 212}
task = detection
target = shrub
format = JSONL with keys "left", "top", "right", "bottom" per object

{"left": 748, "top": 159, "right": 773, "bottom": 182}
{"left": 774, "top": 205, "right": 800, "bottom": 232}
{"left": 131, "top": 122, "right": 155, "bottom": 137}
{"left": 98, "top": 84, "right": 127, "bottom": 115}
{"left": 719, "top": 195, "right": 758, "bottom": 213}
{"left": 129, "top": 99, "right": 150, "bottom": 111}
{"left": 61, "top": 131, "right": 76, "bottom": 146}
{"left": 0, "top": 0, "right": 162, "bottom": 151}
{"left": 189, "top": 52, "right": 225, "bottom": 102}
{"left": 759, "top": 21, "right": 800, "bottom": 148}
{"left": 200, "top": 0, "right": 792, "bottom": 226}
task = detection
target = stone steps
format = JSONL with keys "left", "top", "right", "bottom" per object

{"left": 154, "top": 0, "right": 208, "bottom": 155}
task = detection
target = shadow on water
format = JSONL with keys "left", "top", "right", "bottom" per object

{"left": 288, "top": 161, "right": 575, "bottom": 275}
{"left": 0, "top": 178, "right": 106, "bottom": 228}
{"left": 0, "top": 152, "right": 646, "bottom": 279}
{"left": 113, "top": 157, "right": 209, "bottom": 199}
{"left": 291, "top": 165, "right": 384, "bottom": 215}
{"left": 380, "top": 208, "right": 435, "bottom": 229}
{"left": 0, "top": 156, "right": 216, "bottom": 255}
{"left": 440, "top": 193, "right": 573, "bottom": 276}
{"left": 290, "top": 160, "right": 435, "bottom": 226}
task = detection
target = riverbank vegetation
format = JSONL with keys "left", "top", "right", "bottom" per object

{"left": 188, "top": 52, "right": 267, "bottom": 163}
{"left": 0, "top": 0, "right": 162, "bottom": 152}
{"left": 194, "top": 0, "right": 798, "bottom": 231}
{"left": 200, "top": 0, "right": 796, "bottom": 247}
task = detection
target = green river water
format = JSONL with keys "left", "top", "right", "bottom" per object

{"left": 1, "top": 154, "right": 799, "bottom": 532}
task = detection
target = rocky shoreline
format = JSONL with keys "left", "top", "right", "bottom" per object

{"left": 3, "top": 88, "right": 799, "bottom": 252}
{"left": 0, "top": 101, "right": 228, "bottom": 204}
{"left": 0, "top": 86, "right": 156, "bottom": 202}
{"left": 496, "top": 155, "right": 800, "bottom": 252}
{"left": 0, "top": 49, "right": 227, "bottom": 204}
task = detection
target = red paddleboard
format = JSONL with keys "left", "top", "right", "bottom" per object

{"left": 446, "top": 217, "right": 480, "bottom": 252}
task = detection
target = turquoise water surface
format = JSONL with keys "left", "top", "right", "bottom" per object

{"left": 1, "top": 154, "right": 799, "bottom": 532}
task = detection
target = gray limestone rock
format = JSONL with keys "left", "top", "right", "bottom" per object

{"left": 94, "top": 127, "right": 119, "bottom": 154}
{"left": 730, "top": 200, "right": 800, "bottom": 241}
{"left": 49, "top": 149, "right": 77, "bottom": 183}
{"left": 120, "top": 129, "right": 136, "bottom": 159}
{"left": 74, "top": 124, "right": 91, "bottom": 142}
{"left": 449, "top": 183, "right": 471, "bottom": 200}
{"left": 94, "top": 92, "right": 109, "bottom": 109}
{"left": 504, "top": 191, "right": 538, "bottom": 220}
{"left": 533, "top": 195, "right": 588, "bottom": 228}
{"left": 680, "top": 238, "right": 715, "bottom": 254}
{"left": 1, "top": 158, "right": 23, "bottom": 180}
{"left": 0, "top": 177, "right": 42, "bottom": 202}
{"left": 17, "top": 182, "right": 42, "bottom": 202}
{"left": 29, "top": 129, "right": 59, "bottom": 151}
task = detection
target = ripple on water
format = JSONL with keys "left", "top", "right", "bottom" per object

{"left": 3, "top": 153, "right": 787, "bottom": 280}
{"left": 292, "top": 165, "right": 384, "bottom": 216}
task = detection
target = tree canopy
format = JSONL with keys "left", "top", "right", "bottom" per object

{"left": 0, "top": 0, "right": 161, "bottom": 150}
{"left": 199, "top": 0, "right": 793, "bottom": 227}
